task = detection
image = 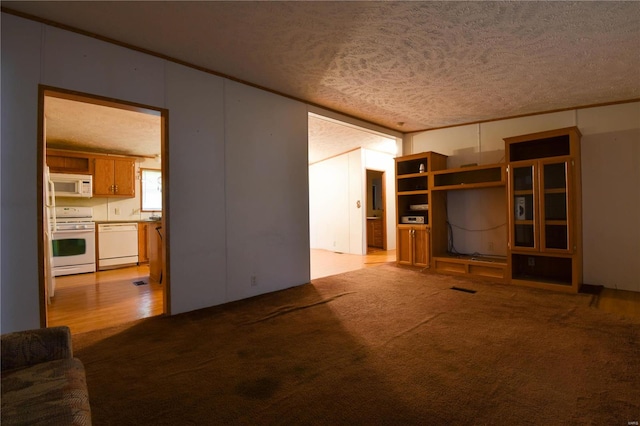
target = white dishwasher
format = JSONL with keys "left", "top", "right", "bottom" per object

{"left": 98, "top": 223, "right": 139, "bottom": 270}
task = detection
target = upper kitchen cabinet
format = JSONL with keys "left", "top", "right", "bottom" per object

{"left": 46, "top": 149, "right": 93, "bottom": 174}
{"left": 93, "top": 156, "right": 136, "bottom": 197}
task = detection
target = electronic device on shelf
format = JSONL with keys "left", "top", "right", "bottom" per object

{"left": 401, "top": 216, "right": 425, "bottom": 224}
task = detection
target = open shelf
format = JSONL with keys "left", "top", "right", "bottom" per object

{"left": 397, "top": 174, "right": 428, "bottom": 192}
{"left": 397, "top": 158, "right": 428, "bottom": 176}
{"left": 431, "top": 164, "right": 505, "bottom": 191}
{"left": 511, "top": 253, "right": 575, "bottom": 291}
{"left": 508, "top": 133, "right": 571, "bottom": 162}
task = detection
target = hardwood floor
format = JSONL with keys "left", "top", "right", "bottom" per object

{"left": 48, "top": 250, "right": 638, "bottom": 335}
{"left": 310, "top": 248, "right": 396, "bottom": 280}
{"left": 47, "top": 264, "right": 164, "bottom": 334}
{"left": 594, "top": 288, "right": 640, "bottom": 321}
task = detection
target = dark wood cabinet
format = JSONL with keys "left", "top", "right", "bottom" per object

{"left": 138, "top": 222, "right": 150, "bottom": 264}
{"left": 46, "top": 149, "right": 92, "bottom": 174}
{"left": 367, "top": 219, "right": 384, "bottom": 248}
{"left": 148, "top": 222, "right": 163, "bottom": 283}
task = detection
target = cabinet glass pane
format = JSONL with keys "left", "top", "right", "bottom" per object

{"left": 544, "top": 193, "right": 567, "bottom": 220}
{"left": 513, "top": 166, "right": 533, "bottom": 191}
{"left": 544, "top": 163, "right": 566, "bottom": 189}
{"left": 545, "top": 225, "right": 568, "bottom": 250}
{"left": 514, "top": 194, "right": 534, "bottom": 221}
{"left": 514, "top": 224, "right": 535, "bottom": 247}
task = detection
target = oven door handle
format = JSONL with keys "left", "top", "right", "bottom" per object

{"left": 53, "top": 229, "right": 95, "bottom": 235}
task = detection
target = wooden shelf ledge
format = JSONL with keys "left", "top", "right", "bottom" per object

{"left": 433, "top": 255, "right": 508, "bottom": 282}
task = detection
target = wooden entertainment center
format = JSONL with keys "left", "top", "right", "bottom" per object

{"left": 395, "top": 127, "right": 582, "bottom": 293}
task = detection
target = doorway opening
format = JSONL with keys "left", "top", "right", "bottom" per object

{"left": 366, "top": 169, "right": 386, "bottom": 253}
{"left": 38, "top": 87, "right": 169, "bottom": 334}
{"left": 308, "top": 113, "right": 399, "bottom": 279}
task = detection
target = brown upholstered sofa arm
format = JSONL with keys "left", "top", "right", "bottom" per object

{"left": 1, "top": 326, "right": 73, "bottom": 371}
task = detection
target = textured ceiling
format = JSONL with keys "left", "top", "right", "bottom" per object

{"left": 44, "top": 95, "right": 395, "bottom": 162}
{"left": 5, "top": 1, "right": 640, "bottom": 159}
{"left": 45, "top": 96, "right": 162, "bottom": 158}
{"left": 308, "top": 114, "right": 397, "bottom": 164}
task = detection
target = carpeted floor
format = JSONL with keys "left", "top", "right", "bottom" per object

{"left": 73, "top": 264, "right": 640, "bottom": 425}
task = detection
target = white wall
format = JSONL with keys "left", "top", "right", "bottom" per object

{"left": 309, "top": 154, "right": 350, "bottom": 253}
{"left": 224, "top": 80, "right": 309, "bottom": 303}
{"left": 1, "top": 15, "right": 42, "bottom": 331}
{"left": 1, "top": 13, "right": 310, "bottom": 332}
{"left": 309, "top": 148, "right": 397, "bottom": 255}
{"left": 165, "top": 62, "right": 227, "bottom": 312}
{"left": 578, "top": 104, "right": 640, "bottom": 292}
{"left": 348, "top": 150, "right": 364, "bottom": 255}
{"left": 407, "top": 103, "right": 640, "bottom": 292}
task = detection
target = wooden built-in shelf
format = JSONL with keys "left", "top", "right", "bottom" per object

{"left": 431, "top": 164, "right": 506, "bottom": 191}
{"left": 433, "top": 255, "right": 508, "bottom": 282}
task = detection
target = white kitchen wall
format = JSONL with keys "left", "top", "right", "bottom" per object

{"left": 0, "top": 13, "right": 311, "bottom": 332}
{"left": 407, "top": 102, "right": 640, "bottom": 292}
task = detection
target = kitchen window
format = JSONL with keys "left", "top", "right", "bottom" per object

{"left": 141, "top": 168, "right": 162, "bottom": 212}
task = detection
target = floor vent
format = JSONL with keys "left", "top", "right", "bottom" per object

{"left": 133, "top": 280, "right": 148, "bottom": 286}
{"left": 451, "top": 286, "right": 476, "bottom": 294}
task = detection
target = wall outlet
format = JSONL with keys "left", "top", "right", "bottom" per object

{"left": 487, "top": 241, "right": 494, "bottom": 252}
{"left": 115, "top": 207, "right": 121, "bottom": 215}
{"left": 528, "top": 257, "right": 535, "bottom": 267}
{"left": 250, "top": 275, "right": 257, "bottom": 287}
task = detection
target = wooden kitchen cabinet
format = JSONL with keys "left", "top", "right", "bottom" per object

{"left": 148, "top": 222, "right": 163, "bottom": 283}
{"left": 138, "top": 222, "right": 150, "bottom": 264}
{"left": 46, "top": 149, "right": 93, "bottom": 174}
{"left": 94, "top": 157, "right": 135, "bottom": 197}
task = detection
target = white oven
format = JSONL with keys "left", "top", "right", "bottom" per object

{"left": 52, "top": 207, "right": 96, "bottom": 277}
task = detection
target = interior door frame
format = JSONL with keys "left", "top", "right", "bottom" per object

{"left": 37, "top": 85, "right": 171, "bottom": 326}
{"left": 365, "top": 168, "right": 387, "bottom": 250}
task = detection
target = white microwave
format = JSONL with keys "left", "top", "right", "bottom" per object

{"left": 50, "top": 173, "right": 93, "bottom": 198}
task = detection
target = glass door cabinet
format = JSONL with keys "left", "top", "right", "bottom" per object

{"left": 505, "top": 127, "right": 582, "bottom": 292}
